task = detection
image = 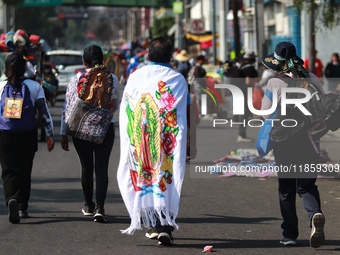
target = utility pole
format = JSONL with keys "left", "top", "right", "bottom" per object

{"left": 174, "top": 0, "right": 183, "bottom": 49}
{"left": 184, "top": 0, "right": 190, "bottom": 23}
{"left": 4, "top": 4, "right": 15, "bottom": 33}
{"left": 255, "top": 0, "right": 265, "bottom": 70}
{"left": 232, "top": 0, "right": 241, "bottom": 59}
{"left": 183, "top": 0, "right": 190, "bottom": 50}
{"left": 309, "top": 4, "right": 316, "bottom": 74}
{"left": 211, "top": 0, "right": 217, "bottom": 64}
{"left": 219, "top": 0, "right": 227, "bottom": 62}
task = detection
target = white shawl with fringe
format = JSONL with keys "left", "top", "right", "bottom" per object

{"left": 117, "top": 64, "right": 188, "bottom": 234}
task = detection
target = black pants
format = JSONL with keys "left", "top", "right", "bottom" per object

{"left": 238, "top": 89, "right": 251, "bottom": 138}
{"left": 273, "top": 128, "right": 322, "bottom": 240}
{"left": 238, "top": 111, "right": 251, "bottom": 138}
{"left": 72, "top": 123, "right": 115, "bottom": 208}
{"left": 0, "top": 130, "right": 37, "bottom": 211}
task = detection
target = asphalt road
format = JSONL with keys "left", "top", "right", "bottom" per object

{"left": 1, "top": 98, "right": 340, "bottom": 255}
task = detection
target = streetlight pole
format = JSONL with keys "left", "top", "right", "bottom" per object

{"left": 309, "top": 5, "right": 316, "bottom": 74}
{"left": 232, "top": 0, "right": 241, "bottom": 59}
{"left": 219, "top": 0, "right": 227, "bottom": 62}
{"left": 174, "top": 0, "right": 183, "bottom": 49}
{"left": 211, "top": 0, "right": 217, "bottom": 64}
{"left": 255, "top": 0, "right": 265, "bottom": 70}
{"left": 4, "top": 4, "right": 15, "bottom": 33}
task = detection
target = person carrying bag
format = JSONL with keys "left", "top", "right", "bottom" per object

{"left": 60, "top": 45, "right": 120, "bottom": 223}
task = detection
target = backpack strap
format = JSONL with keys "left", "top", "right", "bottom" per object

{"left": 4, "top": 81, "right": 25, "bottom": 98}
{"left": 276, "top": 73, "right": 323, "bottom": 92}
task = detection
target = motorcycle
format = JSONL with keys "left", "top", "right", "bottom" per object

{"left": 42, "top": 62, "right": 59, "bottom": 107}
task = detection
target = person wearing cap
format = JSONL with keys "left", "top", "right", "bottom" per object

{"left": 261, "top": 41, "right": 325, "bottom": 248}
{"left": 237, "top": 51, "right": 259, "bottom": 142}
{"left": 175, "top": 50, "right": 192, "bottom": 80}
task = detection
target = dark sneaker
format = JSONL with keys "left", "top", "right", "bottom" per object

{"left": 280, "top": 237, "right": 297, "bottom": 246}
{"left": 310, "top": 213, "right": 325, "bottom": 248}
{"left": 82, "top": 203, "right": 95, "bottom": 216}
{"left": 8, "top": 199, "right": 20, "bottom": 224}
{"left": 145, "top": 227, "right": 158, "bottom": 239}
{"left": 18, "top": 210, "right": 29, "bottom": 219}
{"left": 94, "top": 208, "right": 107, "bottom": 223}
{"left": 158, "top": 232, "right": 174, "bottom": 246}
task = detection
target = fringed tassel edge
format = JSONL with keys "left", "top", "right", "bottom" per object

{"left": 120, "top": 206, "right": 178, "bottom": 235}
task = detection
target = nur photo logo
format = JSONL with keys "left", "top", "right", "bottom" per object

{"left": 201, "top": 83, "right": 314, "bottom": 128}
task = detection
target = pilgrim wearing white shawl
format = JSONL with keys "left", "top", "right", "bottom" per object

{"left": 117, "top": 50, "right": 188, "bottom": 237}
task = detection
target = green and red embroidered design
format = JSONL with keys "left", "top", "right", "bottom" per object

{"left": 156, "top": 81, "right": 178, "bottom": 191}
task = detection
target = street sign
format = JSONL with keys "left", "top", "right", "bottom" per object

{"left": 173, "top": 1, "right": 183, "bottom": 14}
{"left": 24, "top": 0, "right": 62, "bottom": 6}
{"left": 191, "top": 19, "right": 205, "bottom": 34}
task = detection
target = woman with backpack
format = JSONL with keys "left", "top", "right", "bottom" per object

{"left": 0, "top": 53, "right": 55, "bottom": 223}
{"left": 60, "top": 45, "right": 120, "bottom": 223}
{"left": 261, "top": 42, "right": 325, "bottom": 248}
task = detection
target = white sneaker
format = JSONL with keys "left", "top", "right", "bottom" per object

{"left": 310, "top": 213, "right": 325, "bottom": 248}
{"left": 237, "top": 136, "right": 253, "bottom": 142}
{"left": 145, "top": 228, "right": 158, "bottom": 239}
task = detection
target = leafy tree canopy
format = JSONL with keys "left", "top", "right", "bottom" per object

{"left": 2, "top": 0, "right": 24, "bottom": 6}
{"left": 294, "top": 0, "right": 340, "bottom": 29}
{"left": 152, "top": 15, "right": 175, "bottom": 42}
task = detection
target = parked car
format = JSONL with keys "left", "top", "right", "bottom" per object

{"left": 46, "top": 50, "right": 85, "bottom": 94}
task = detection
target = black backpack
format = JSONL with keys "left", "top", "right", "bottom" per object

{"left": 276, "top": 75, "right": 340, "bottom": 139}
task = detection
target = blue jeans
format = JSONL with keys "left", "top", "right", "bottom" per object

{"left": 278, "top": 178, "right": 321, "bottom": 239}
{"left": 273, "top": 128, "right": 322, "bottom": 239}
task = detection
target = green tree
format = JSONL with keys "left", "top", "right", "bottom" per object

{"left": 89, "top": 20, "right": 112, "bottom": 43}
{"left": 294, "top": 0, "right": 340, "bottom": 29}
{"left": 152, "top": 14, "right": 175, "bottom": 42}
{"left": 294, "top": 0, "right": 340, "bottom": 73}
{"left": 63, "top": 19, "right": 85, "bottom": 49}
{"left": 14, "top": 6, "right": 89, "bottom": 49}
{"left": 2, "top": 0, "right": 24, "bottom": 5}
{"left": 15, "top": 7, "right": 62, "bottom": 48}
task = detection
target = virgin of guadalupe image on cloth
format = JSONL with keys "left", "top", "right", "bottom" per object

{"left": 4, "top": 98, "right": 22, "bottom": 118}
{"left": 129, "top": 94, "right": 162, "bottom": 191}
